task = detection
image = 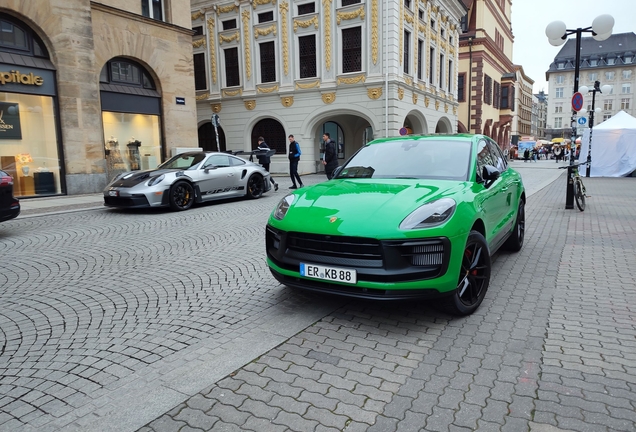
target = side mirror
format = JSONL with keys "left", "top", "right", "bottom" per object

{"left": 203, "top": 164, "right": 217, "bottom": 172}
{"left": 332, "top": 166, "right": 343, "bottom": 178}
{"left": 481, "top": 165, "right": 500, "bottom": 188}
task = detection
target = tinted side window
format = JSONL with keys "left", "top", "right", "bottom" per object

{"left": 229, "top": 156, "right": 246, "bottom": 166}
{"left": 486, "top": 140, "right": 506, "bottom": 172}
{"left": 476, "top": 140, "right": 496, "bottom": 181}
{"left": 207, "top": 155, "right": 231, "bottom": 167}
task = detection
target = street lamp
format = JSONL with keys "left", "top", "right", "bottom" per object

{"left": 545, "top": 14, "right": 614, "bottom": 209}
{"left": 578, "top": 81, "right": 612, "bottom": 177}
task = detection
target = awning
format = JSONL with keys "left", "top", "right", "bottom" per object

{"left": 552, "top": 138, "right": 565, "bottom": 143}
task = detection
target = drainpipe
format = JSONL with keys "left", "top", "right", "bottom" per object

{"left": 467, "top": 37, "right": 473, "bottom": 133}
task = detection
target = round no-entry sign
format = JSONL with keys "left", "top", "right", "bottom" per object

{"left": 572, "top": 92, "right": 584, "bottom": 112}
{"left": 399, "top": 127, "right": 408, "bottom": 136}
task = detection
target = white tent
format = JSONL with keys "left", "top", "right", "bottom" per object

{"left": 579, "top": 110, "right": 636, "bottom": 177}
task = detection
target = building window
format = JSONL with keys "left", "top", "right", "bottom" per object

{"left": 484, "top": 74, "right": 492, "bottom": 105}
{"left": 299, "top": 35, "right": 316, "bottom": 78}
{"left": 607, "top": 58, "right": 615, "bottom": 65}
{"left": 604, "top": 99, "right": 613, "bottom": 110}
{"left": 448, "top": 59, "right": 453, "bottom": 93}
{"left": 623, "top": 70, "right": 633, "bottom": 79}
{"left": 403, "top": 30, "right": 410, "bottom": 75}
{"left": 259, "top": 41, "right": 276, "bottom": 83}
{"left": 404, "top": 0, "right": 411, "bottom": 9}
{"left": 222, "top": 19, "right": 237, "bottom": 30}
{"left": 224, "top": 47, "right": 240, "bottom": 87}
{"left": 588, "top": 72, "right": 598, "bottom": 81}
{"left": 605, "top": 71, "right": 615, "bottom": 80}
{"left": 590, "top": 59, "right": 598, "bottom": 66}
{"left": 554, "top": 103, "right": 563, "bottom": 113}
{"left": 141, "top": 0, "right": 163, "bottom": 21}
{"left": 556, "top": 75, "right": 564, "bottom": 84}
{"left": 501, "top": 86, "right": 509, "bottom": 108}
{"left": 193, "top": 26, "right": 204, "bottom": 36}
{"left": 555, "top": 87, "right": 564, "bottom": 98}
{"left": 621, "top": 98, "right": 631, "bottom": 110}
{"left": 417, "top": 39, "right": 424, "bottom": 80}
{"left": 342, "top": 27, "right": 362, "bottom": 73}
{"left": 193, "top": 53, "right": 207, "bottom": 90}
{"left": 418, "top": 9, "right": 425, "bottom": 20}
{"left": 457, "top": 73, "right": 465, "bottom": 102}
{"left": 429, "top": 47, "right": 434, "bottom": 84}
{"left": 258, "top": 11, "right": 274, "bottom": 23}
{"left": 557, "top": 62, "right": 564, "bottom": 69}
{"left": 341, "top": 0, "right": 360, "bottom": 5}
{"left": 625, "top": 56, "right": 633, "bottom": 64}
{"left": 298, "top": 2, "right": 316, "bottom": 14}
{"left": 554, "top": 117, "right": 562, "bottom": 128}
{"left": 430, "top": 19, "right": 435, "bottom": 30}
{"left": 622, "top": 83, "right": 631, "bottom": 94}
{"left": 603, "top": 114, "right": 612, "bottom": 121}
{"left": 493, "top": 81, "right": 500, "bottom": 109}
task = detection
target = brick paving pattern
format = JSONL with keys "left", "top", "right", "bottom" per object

{"left": 2, "top": 166, "right": 635, "bottom": 432}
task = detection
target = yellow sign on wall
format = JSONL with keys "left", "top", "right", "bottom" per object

{"left": 0, "top": 70, "right": 44, "bottom": 86}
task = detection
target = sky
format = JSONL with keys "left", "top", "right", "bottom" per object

{"left": 511, "top": 0, "right": 634, "bottom": 94}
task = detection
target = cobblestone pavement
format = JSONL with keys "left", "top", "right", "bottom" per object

{"left": 138, "top": 174, "right": 636, "bottom": 432}
{"left": 2, "top": 165, "right": 635, "bottom": 432}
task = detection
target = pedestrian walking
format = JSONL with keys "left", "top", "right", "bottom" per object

{"left": 322, "top": 132, "right": 338, "bottom": 179}
{"left": 523, "top": 148, "right": 530, "bottom": 163}
{"left": 287, "top": 134, "right": 303, "bottom": 189}
{"left": 256, "top": 137, "right": 278, "bottom": 191}
{"left": 532, "top": 148, "right": 538, "bottom": 162}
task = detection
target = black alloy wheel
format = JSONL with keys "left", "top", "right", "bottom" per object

{"left": 169, "top": 181, "right": 195, "bottom": 211}
{"left": 438, "top": 231, "right": 491, "bottom": 316}
{"left": 503, "top": 200, "right": 525, "bottom": 252}
{"left": 574, "top": 178, "right": 586, "bottom": 211}
{"left": 246, "top": 174, "right": 264, "bottom": 199}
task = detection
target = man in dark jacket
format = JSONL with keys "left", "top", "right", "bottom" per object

{"left": 288, "top": 134, "right": 303, "bottom": 189}
{"left": 322, "top": 132, "right": 338, "bottom": 179}
{"left": 256, "top": 137, "right": 278, "bottom": 191}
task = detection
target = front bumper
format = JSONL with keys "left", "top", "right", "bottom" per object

{"left": 266, "top": 225, "right": 464, "bottom": 298}
{"left": 103, "top": 187, "right": 169, "bottom": 208}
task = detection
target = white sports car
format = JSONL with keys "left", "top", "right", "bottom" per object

{"left": 103, "top": 151, "right": 272, "bottom": 211}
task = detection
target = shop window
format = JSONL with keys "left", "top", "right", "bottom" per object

{"left": 141, "top": 0, "right": 163, "bottom": 21}
{"left": 342, "top": 27, "right": 362, "bottom": 73}
{"left": 299, "top": 35, "right": 317, "bottom": 78}
{"left": 298, "top": 3, "right": 316, "bottom": 15}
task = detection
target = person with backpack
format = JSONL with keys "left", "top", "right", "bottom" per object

{"left": 287, "top": 134, "right": 303, "bottom": 189}
{"left": 256, "top": 137, "right": 278, "bottom": 191}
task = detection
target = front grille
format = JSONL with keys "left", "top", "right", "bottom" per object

{"left": 267, "top": 226, "right": 451, "bottom": 282}
{"left": 287, "top": 232, "right": 382, "bottom": 261}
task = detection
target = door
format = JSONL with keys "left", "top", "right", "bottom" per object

{"left": 197, "top": 154, "right": 240, "bottom": 200}
{"left": 474, "top": 139, "right": 507, "bottom": 247}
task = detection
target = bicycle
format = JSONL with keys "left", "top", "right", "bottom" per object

{"left": 559, "top": 161, "right": 588, "bottom": 211}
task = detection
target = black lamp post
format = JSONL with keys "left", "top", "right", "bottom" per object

{"left": 578, "top": 81, "right": 612, "bottom": 177}
{"left": 545, "top": 15, "right": 614, "bottom": 209}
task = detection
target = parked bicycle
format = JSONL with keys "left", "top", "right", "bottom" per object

{"left": 559, "top": 161, "right": 588, "bottom": 211}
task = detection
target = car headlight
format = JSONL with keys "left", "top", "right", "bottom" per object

{"left": 147, "top": 174, "right": 165, "bottom": 186}
{"left": 400, "top": 198, "right": 456, "bottom": 230}
{"left": 273, "top": 194, "right": 295, "bottom": 220}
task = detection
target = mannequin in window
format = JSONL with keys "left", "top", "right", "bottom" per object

{"left": 127, "top": 137, "right": 142, "bottom": 170}
{"left": 106, "top": 136, "right": 127, "bottom": 177}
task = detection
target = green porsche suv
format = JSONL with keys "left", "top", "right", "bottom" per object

{"left": 266, "top": 134, "right": 525, "bottom": 315}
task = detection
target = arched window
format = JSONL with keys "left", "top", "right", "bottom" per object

{"left": 198, "top": 123, "right": 227, "bottom": 152}
{"left": 99, "top": 58, "right": 156, "bottom": 90}
{"left": 251, "top": 119, "right": 286, "bottom": 154}
{"left": 0, "top": 13, "right": 48, "bottom": 58}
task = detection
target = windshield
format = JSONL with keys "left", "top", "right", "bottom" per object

{"left": 158, "top": 153, "right": 206, "bottom": 170}
{"left": 336, "top": 139, "right": 472, "bottom": 181}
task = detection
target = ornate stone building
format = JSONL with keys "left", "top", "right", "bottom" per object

{"left": 191, "top": 0, "right": 467, "bottom": 174}
{"left": 0, "top": 1, "right": 197, "bottom": 197}
{"left": 457, "top": 0, "right": 532, "bottom": 150}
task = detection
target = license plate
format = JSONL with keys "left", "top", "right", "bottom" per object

{"left": 300, "top": 263, "right": 357, "bottom": 284}
{"left": 108, "top": 190, "right": 119, "bottom": 197}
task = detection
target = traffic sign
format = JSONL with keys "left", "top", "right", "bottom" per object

{"left": 399, "top": 127, "right": 408, "bottom": 136}
{"left": 572, "top": 92, "right": 584, "bottom": 112}
{"left": 577, "top": 117, "right": 587, "bottom": 125}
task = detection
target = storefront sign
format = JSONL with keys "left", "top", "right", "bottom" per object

{"left": 0, "top": 70, "right": 44, "bottom": 86}
{"left": 0, "top": 102, "right": 22, "bottom": 139}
